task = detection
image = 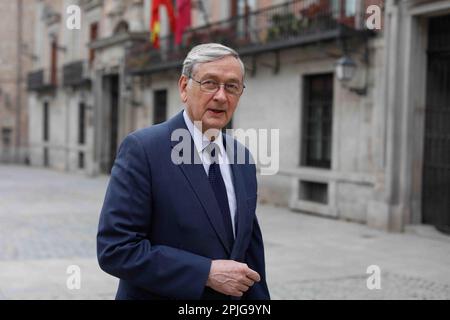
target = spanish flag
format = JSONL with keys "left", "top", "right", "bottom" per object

{"left": 150, "top": 0, "right": 176, "bottom": 49}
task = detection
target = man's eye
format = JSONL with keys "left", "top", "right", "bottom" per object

{"left": 202, "top": 80, "right": 216, "bottom": 86}
{"left": 226, "top": 84, "right": 239, "bottom": 90}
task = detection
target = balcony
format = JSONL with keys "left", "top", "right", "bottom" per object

{"left": 126, "top": 0, "right": 373, "bottom": 75}
{"left": 63, "top": 60, "right": 91, "bottom": 88}
{"left": 27, "top": 69, "right": 58, "bottom": 92}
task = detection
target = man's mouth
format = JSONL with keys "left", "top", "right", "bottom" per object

{"left": 207, "top": 109, "right": 226, "bottom": 114}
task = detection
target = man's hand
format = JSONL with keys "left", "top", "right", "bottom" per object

{"left": 206, "top": 260, "right": 261, "bottom": 297}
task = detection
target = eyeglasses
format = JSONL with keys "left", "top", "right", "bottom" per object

{"left": 189, "top": 77, "right": 245, "bottom": 96}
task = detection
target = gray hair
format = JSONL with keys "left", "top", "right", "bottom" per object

{"left": 182, "top": 43, "right": 245, "bottom": 79}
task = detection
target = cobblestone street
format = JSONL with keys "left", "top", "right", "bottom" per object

{"left": 1, "top": 165, "right": 450, "bottom": 299}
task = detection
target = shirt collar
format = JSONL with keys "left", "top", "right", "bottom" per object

{"left": 182, "top": 109, "right": 225, "bottom": 156}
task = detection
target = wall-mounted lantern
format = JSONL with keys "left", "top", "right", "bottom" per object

{"left": 336, "top": 56, "right": 357, "bottom": 82}
{"left": 336, "top": 54, "right": 368, "bottom": 96}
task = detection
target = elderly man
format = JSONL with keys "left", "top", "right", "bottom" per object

{"left": 97, "top": 43, "right": 270, "bottom": 300}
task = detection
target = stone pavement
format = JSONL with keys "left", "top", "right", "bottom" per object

{"left": 1, "top": 164, "right": 450, "bottom": 299}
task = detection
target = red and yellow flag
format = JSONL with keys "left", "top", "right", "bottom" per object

{"left": 150, "top": 0, "right": 176, "bottom": 49}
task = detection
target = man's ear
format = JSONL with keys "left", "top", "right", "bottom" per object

{"left": 178, "top": 75, "right": 188, "bottom": 103}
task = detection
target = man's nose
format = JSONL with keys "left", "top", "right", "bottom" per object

{"left": 213, "top": 85, "right": 227, "bottom": 102}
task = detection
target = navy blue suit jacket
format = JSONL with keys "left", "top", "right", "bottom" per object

{"left": 97, "top": 111, "right": 270, "bottom": 300}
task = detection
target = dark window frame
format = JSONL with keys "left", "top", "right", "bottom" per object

{"left": 1, "top": 127, "right": 12, "bottom": 146}
{"left": 78, "top": 151, "right": 85, "bottom": 169}
{"left": 301, "top": 73, "right": 334, "bottom": 169}
{"left": 153, "top": 89, "right": 167, "bottom": 125}
{"left": 43, "top": 102, "right": 49, "bottom": 142}
{"left": 78, "top": 102, "right": 86, "bottom": 145}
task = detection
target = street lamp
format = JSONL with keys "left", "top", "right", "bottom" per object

{"left": 335, "top": 55, "right": 356, "bottom": 82}
{"left": 335, "top": 55, "right": 367, "bottom": 96}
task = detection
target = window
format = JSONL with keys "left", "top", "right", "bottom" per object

{"left": 231, "top": 0, "right": 255, "bottom": 16}
{"left": 78, "top": 151, "right": 85, "bottom": 169}
{"left": 89, "top": 22, "right": 98, "bottom": 68}
{"left": 153, "top": 90, "right": 167, "bottom": 124}
{"left": 299, "top": 180, "right": 328, "bottom": 204}
{"left": 78, "top": 102, "right": 86, "bottom": 145}
{"left": 1, "top": 127, "right": 12, "bottom": 146}
{"left": 50, "top": 39, "right": 58, "bottom": 86}
{"left": 331, "top": 0, "right": 356, "bottom": 17}
{"left": 43, "top": 102, "right": 49, "bottom": 142}
{"left": 43, "top": 147, "right": 49, "bottom": 167}
{"left": 301, "top": 74, "right": 333, "bottom": 169}
{"left": 345, "top": 0, "right": 356, "bottom": 16}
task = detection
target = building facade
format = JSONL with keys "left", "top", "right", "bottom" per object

{"left": 26, "top": 0, "right": 450, "bottom": 234}
{"left": 0, "top": 0, "right": 35, "bottom": 163}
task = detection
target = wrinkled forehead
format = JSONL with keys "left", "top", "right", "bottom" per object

{"left": 191, "top": 56, "right": 244, "bottom": 80}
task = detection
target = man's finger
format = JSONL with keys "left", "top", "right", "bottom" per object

{"left": 245, "top": 268, "right": 261, "bottom": 282}
{"left": 231, "top": 290, "right": 244, "bottom": 297}
{"left": 241, "top": 277, "right": 255, "bottom": 287}
{"left": 228, "top": 286, "right": 244, "bottom": 297}
{"left": 236, "top": 283, "right": 250, "bottom": 293}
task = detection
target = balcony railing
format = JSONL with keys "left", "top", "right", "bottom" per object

{"left": 126, "top": 0, "right": 368, "bottom": 74}
{"left": 27, "top": 70, "right": 44, "bottom": 90}
{"left": 27, "top": 69, "right": 58, "bottom": 92}
{"left": 63, "top": 60, "right": 91, "bottom": 87}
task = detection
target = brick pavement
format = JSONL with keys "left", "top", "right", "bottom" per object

{"left": 1, "top": 164, "right": 450, "bottom": 299}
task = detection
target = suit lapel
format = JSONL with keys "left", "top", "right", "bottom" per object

{"left": 169, "top": 112, "right": 232, "bottom": 254}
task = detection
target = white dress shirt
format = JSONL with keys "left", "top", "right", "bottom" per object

{"left": 183, "top": 110, "right": 237, "bottom": 238}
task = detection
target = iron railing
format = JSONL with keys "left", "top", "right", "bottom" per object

{"left": 27, "top": 68, "right": 58, "bottom": 91}
{"left": 27, "top": 69, "right": 44, "bottom": 90}
{"left": 63, "top": 60, "right": 91, "bottom": 87}
{"left": 126, "top": 0, "right": 365, "bottom": 74}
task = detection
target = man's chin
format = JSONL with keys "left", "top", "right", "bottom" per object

{"left": 203, "top": 120, "right": 227, "bottom": 132}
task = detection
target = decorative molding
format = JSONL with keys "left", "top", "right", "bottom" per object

{"left": 408, "top": 0, "right": 450, "bottom": 16}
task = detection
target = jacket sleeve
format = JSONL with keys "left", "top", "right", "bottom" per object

{"left": 242, "top": 162, "right": 270, "bottom": 300}
{"left": 242, "top": 215, "right": 271, "bottom": 300}
{"left": 96, "top": 133, "right": 211, "bottom": 299}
